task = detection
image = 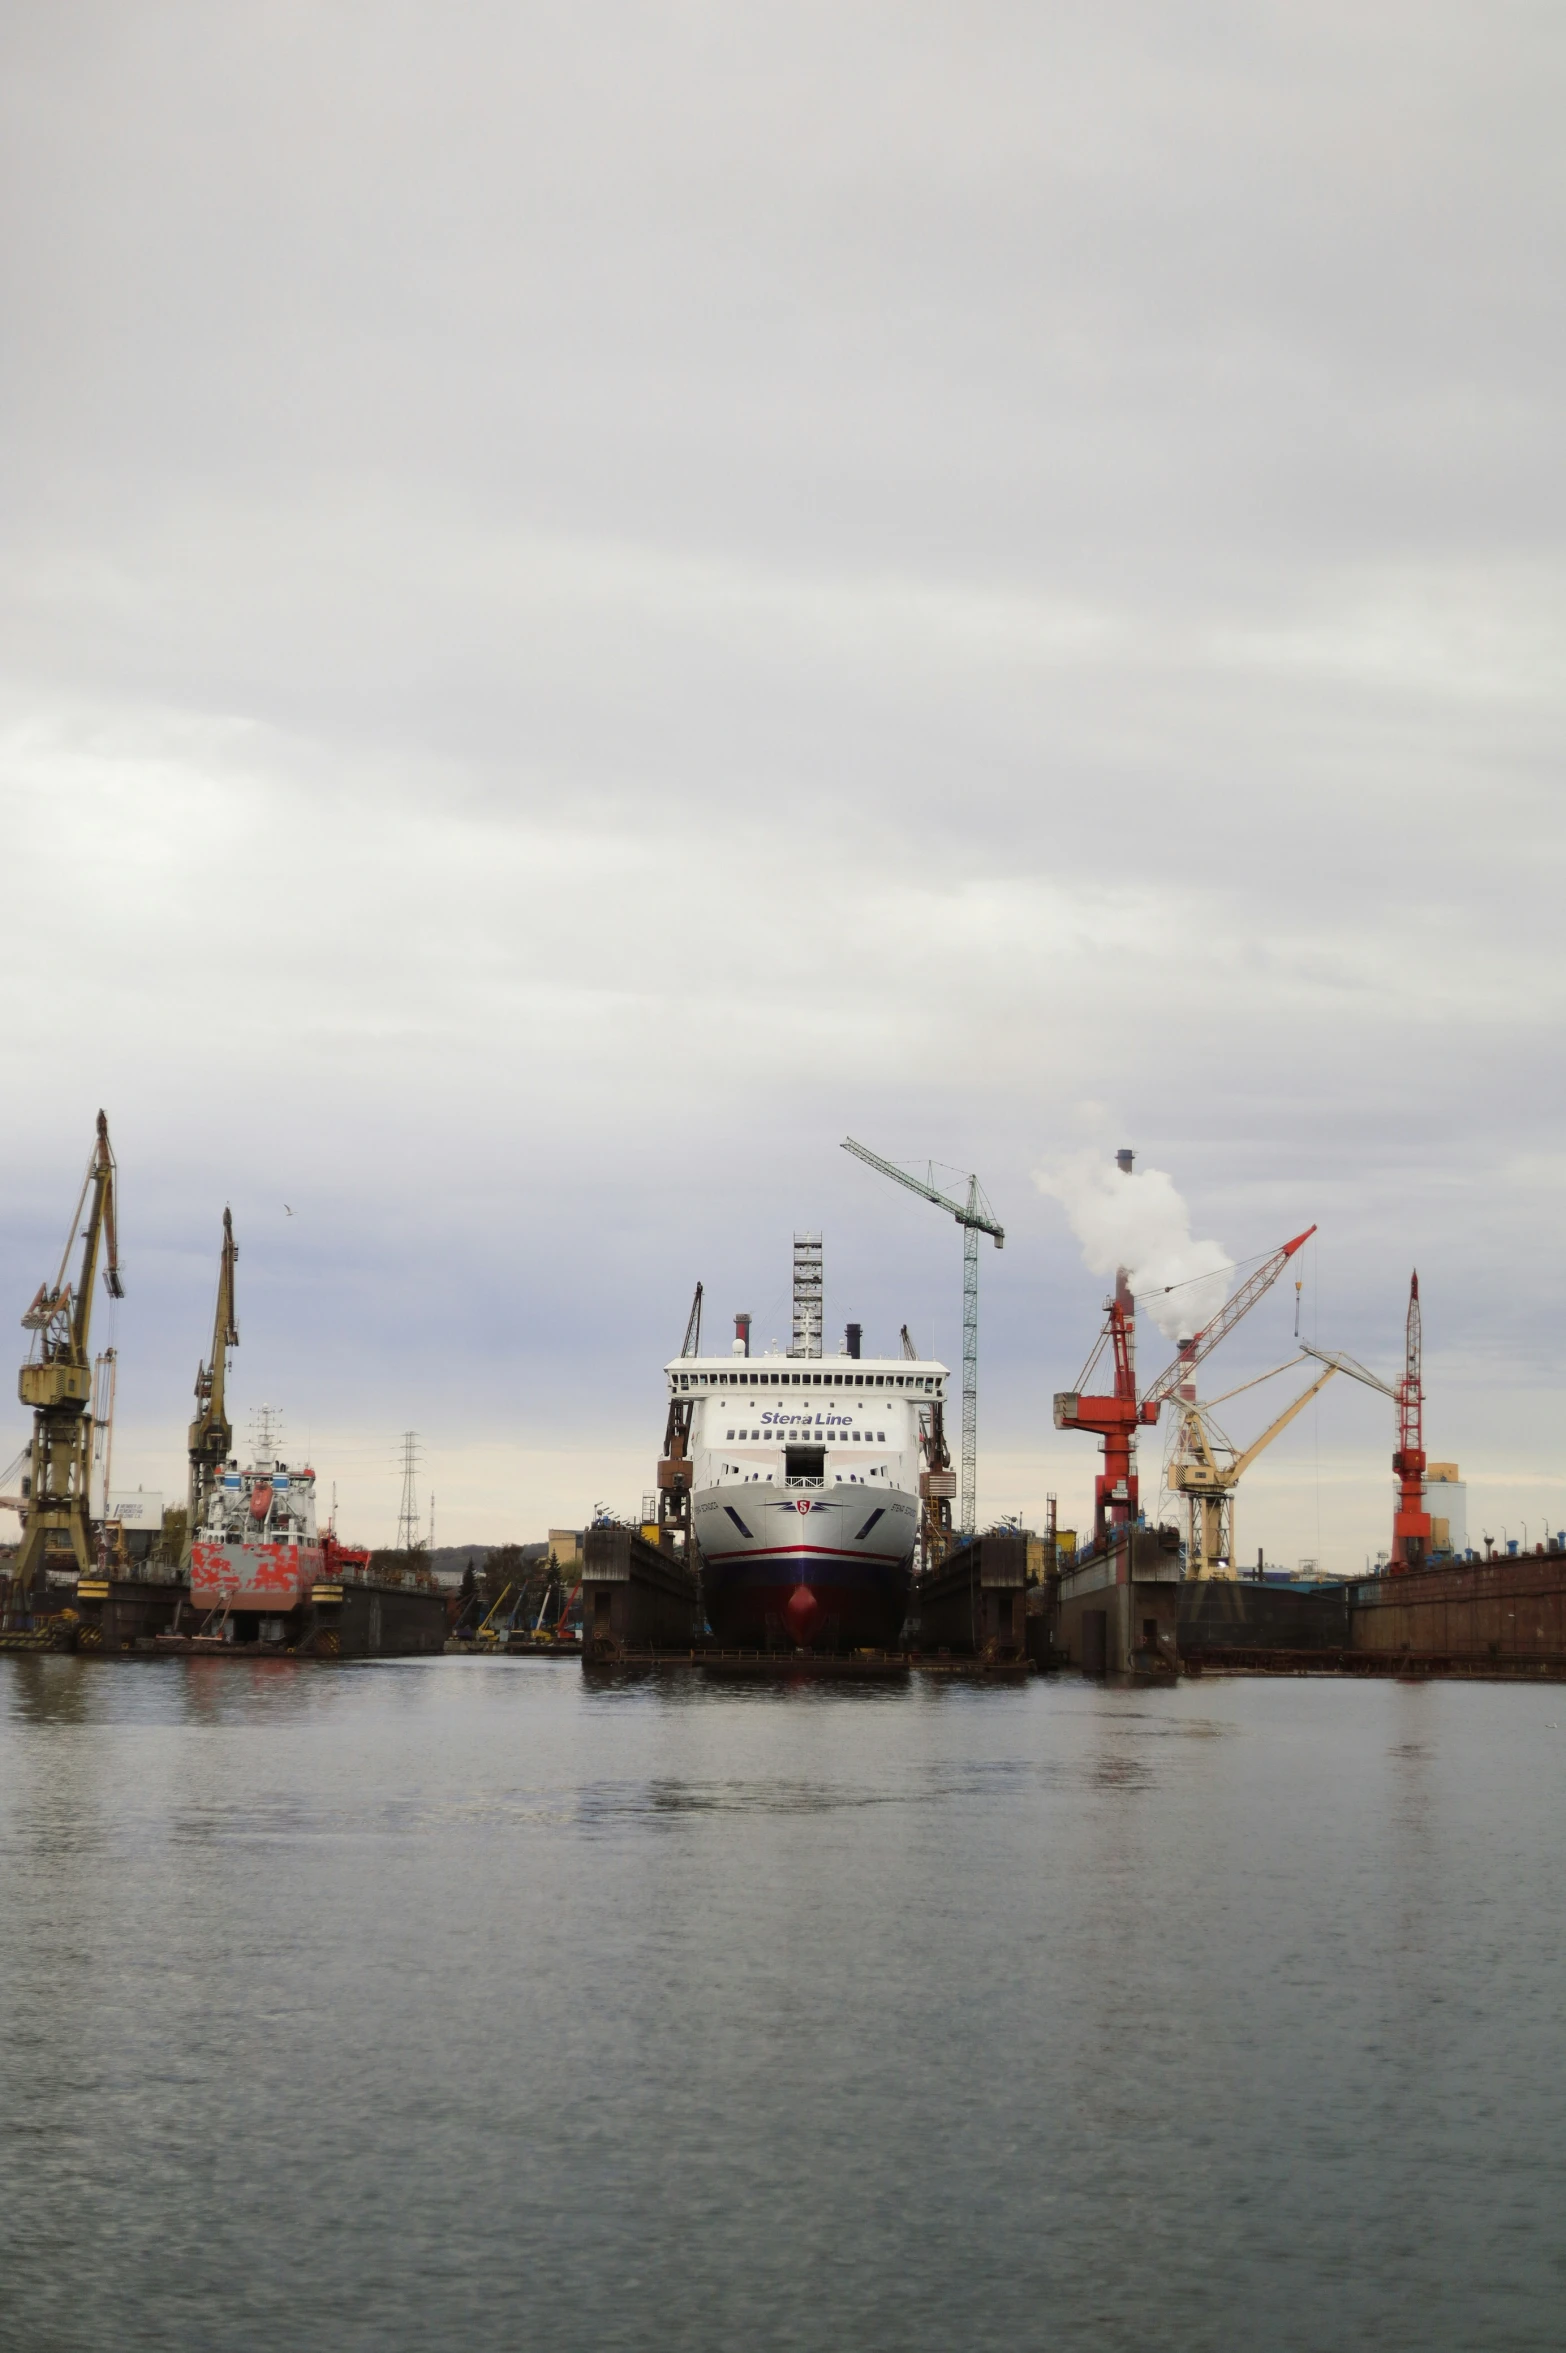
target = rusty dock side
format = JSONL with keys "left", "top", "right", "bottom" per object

{"left": 1179, "top": 1550, "right": 1566, "bottom": 1682}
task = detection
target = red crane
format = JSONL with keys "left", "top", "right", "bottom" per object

{"left": 1391, "top": 1272, "right": 1428, "bottom": 1573}
{"left": 1054, "top": 1224, "right": 1316, "bottom": 1551}
{"left": 1053, "top": 1272, "right": 1143, "bottom": 1548}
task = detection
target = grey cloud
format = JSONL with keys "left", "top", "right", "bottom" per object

{"left": 1, "top": 1, "right": 1562, "bottom": 1553}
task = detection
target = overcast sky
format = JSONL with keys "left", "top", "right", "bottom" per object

{"left": 3, "top": 2, "right": 1563, "bottom": 1562}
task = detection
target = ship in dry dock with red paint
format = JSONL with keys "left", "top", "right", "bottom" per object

{"left": 190, "top": 1426, "right": 368, "bottom": 1643}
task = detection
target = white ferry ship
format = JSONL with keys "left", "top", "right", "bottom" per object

{"left": 671, "top": 1333, "right": 949, "bottom": 1648}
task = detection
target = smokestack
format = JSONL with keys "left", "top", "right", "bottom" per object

{"left": 1116, "top": 1148, "right": 1134, "bottom": 1174}
{"left": 845, "top": 1322, "right": 862, "bottom": 1360}
{"left": 733, "top": 1313, "right": 751, "bottom": 1358}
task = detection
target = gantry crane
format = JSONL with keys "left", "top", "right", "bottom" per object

{"left": 657, "top": 1281, "right": 704, "bottom": 1552}
{"left": 1055, "top": 1221, "right": 1316, "bottom": 1551}
{"left": 842, "top": 1140, "right": 1003, "bottom": 1535}
{"left": 187, "top": 1207, "right": 239, "bottom": 1556}
{"left": 1167, "top": 1359, "right": 1338, "bottom": 1578}
{"left": 6, "top": 1113, "right": 124, "bottom": 1623}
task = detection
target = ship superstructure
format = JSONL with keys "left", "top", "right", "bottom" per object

{"left": 679, "top": 1342, "right": 949, "bottom": 1647}
{"left": 189, "top": 1427, "right": 326, "bottom": 1635}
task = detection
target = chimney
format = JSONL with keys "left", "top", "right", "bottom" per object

{"left": 845, "top": 1322, "right": 862, "bottom": 1360}
{"left": 1116, "top": 1148, "right": 1134, "bottom": 1174}
{"left": 733, "top": 1313, "right": 751, "bottom": 1358}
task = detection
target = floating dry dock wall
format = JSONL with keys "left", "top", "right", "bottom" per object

{"left": 1179, "top": 1578, "right": 1349, "bottom": 1655}
{"left": 24, "top": 1568, "right": 448, "bottom": 1657}
{"left": 1054, "top": 1525, "right": 1181, "bottom": 1676}
{"left": 1179, "top": 1550, "right": 1566, "bottom": 1678}
{"left": 915, "top": 1531, "right": 1028, "bottom": 1659}
{"left": 581, "top": 1525, "right": 700, "bottom": 1659}
{"left": 1349, "top": 1552, "right": 1566, "bottom": 1671}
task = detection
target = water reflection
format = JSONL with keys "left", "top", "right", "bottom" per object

{"left": 2, "top": 1665, "right": 1563, "bottom": 2352}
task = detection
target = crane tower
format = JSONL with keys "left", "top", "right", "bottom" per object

{"left": 1391, "top": 1272, "right": 1429, "bottom": 1573}
{"left": 842, "top": 1140, "right": 1003, "bottom": 1536}
{"left": 188, "top": 1207, "right": 239, "bottom": 1553}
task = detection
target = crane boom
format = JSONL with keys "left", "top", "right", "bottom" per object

{"left": 1298, "top": 1344, "right": 1396, "bottom": 1401}
{"left": 841, "top": 1137, "right": 1004, "bottom": 1240}
{"left": 1170, "top": 1362, "right": 1337, "bottom": 1576}
{"left": 656, "top": 1281, "right": 704, "bottom": 1556}
{"left": 1141, "top": 1226, "right": 1317, "bottom": 1416}
{"left": 1228, "top": 1364, "right": 1338, "bottom": 1483}
{"left": 188, "top": 1208, "right": 240, "bottom": 1545}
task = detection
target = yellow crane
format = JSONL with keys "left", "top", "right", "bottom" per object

{"left": 1167, "top": 1358, "right": 1337, "bottom": 1579}
{"left": 6, "top": 1113, "right": 124, "bottom": 1622}
{"left": 187, "top": 1208, "right": 239, "bottom": 1556}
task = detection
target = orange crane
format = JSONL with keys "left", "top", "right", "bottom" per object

{"left": 5, "top": 1113, "right": 124, "bottom": 1624}
{"left": 1056, "top": 1223, "right": 1316, "bottom": 1551}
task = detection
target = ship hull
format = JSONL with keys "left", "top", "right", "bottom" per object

{"left": 693, "top": 1485, "right": 916, "bottom": 1649}
{"left": 191, "top": 1538, "right": 323, "bottom": 1612}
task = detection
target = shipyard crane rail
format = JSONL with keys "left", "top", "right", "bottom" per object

{"left": 842, "top": 1139, "right": 1002, "bottom": 1536}
{"left": 6, "top": 1112, "right": 124, "bottom": 1624}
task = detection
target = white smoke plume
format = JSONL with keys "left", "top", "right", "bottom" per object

{"left": 1035, "top": 1152, "right": 1231, "bottom": 1345}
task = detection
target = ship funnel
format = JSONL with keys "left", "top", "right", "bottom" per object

{"left": 1117, "top": 1148, "right": 1135, "bottom": 1174}
{"left": 845, "top": 1322, "right": 862, "bottom": 1360}
{"left": 734, "top": 1313, "right": 751, "bottom": 1358}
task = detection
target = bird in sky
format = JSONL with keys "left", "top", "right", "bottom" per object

{"left": 284, "top": 1204, "right": 295, "bottom": 1217}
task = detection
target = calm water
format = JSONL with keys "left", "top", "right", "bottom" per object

{"left": 2, "top": 1658, "right": 1563, "bottom": 2352}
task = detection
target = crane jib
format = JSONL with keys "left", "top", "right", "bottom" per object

{"left": 1141, "top": 1223, "right": 1317, "bottom": 1414}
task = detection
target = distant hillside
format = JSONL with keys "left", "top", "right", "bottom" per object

{"left": 428, "top": 1541, "right": 548, "bottom": 1586}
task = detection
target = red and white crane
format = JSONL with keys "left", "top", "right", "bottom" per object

{"left": 1391, "top": 1273, "right": 1429, "bottom": 1572}
{"left": 1300, "top": 1270, "right": 1428, "bottom": 1575}
{"left": 1055, "top": 1223, "right": 1316, "bottom": 1551}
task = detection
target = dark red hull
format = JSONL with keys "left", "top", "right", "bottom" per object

{"left": 701, "top": 1548, "right": 911, "bottom": 1650}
